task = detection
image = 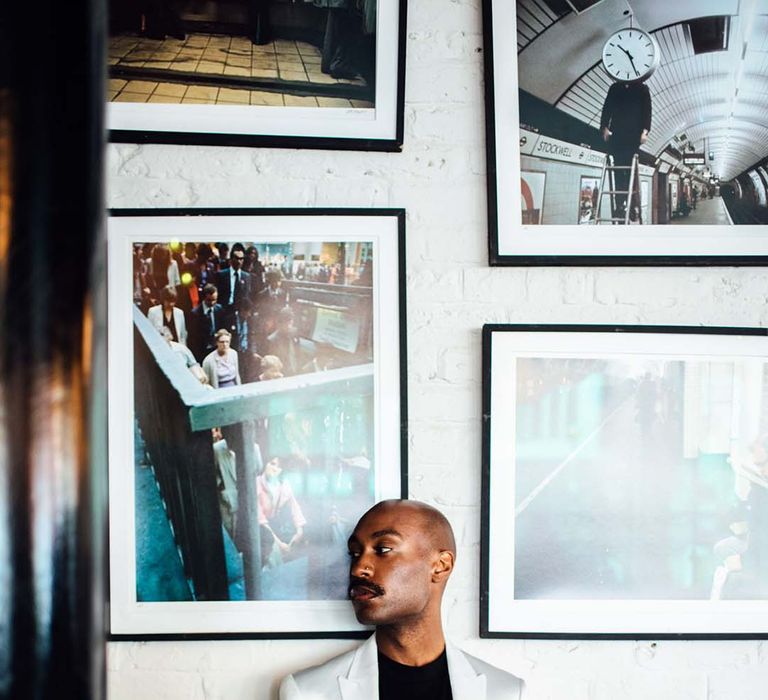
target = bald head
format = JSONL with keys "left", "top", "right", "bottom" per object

{"left": 348, "top": 499, "right": 456, "bottom": 628}
{"left": 359, "top": 499, "right": 456, "bottom": 559}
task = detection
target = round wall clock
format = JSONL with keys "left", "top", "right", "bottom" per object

{"left": 602, "top": 28, "right": 660, "bottom": 83}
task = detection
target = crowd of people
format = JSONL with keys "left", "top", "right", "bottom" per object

{"left": 134, "top": 240, "right": 367, "bottom": 386}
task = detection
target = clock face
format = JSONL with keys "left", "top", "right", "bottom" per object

{"left": 602, "top": 28, "right": 660, "bottom": 83}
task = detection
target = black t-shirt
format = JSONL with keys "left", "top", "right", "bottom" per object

{"left": 378, "top": 649, "right": 453, "bottom": 700}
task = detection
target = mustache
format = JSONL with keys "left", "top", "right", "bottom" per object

{"left": 348, "top": 576, "right": 385, "bottom": 597}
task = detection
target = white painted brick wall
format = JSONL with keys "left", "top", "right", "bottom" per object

{"left": 106, "top": 1, "right": 768, "bottom": 698}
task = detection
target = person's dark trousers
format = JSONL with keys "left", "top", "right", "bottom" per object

{"left": 110, "top": 0, "right": 141, "bottom": 33}
{"left": 143, "top": 0, "right": 185, "bottom": 39}
{"left": 321, "top": 7, "right": 359, "bottom": 78}
{"left": 249, "top": 0, "right": 271, "bottom": 45}
{"left": 609, "top": 141, "right": 639, "bottom": 221}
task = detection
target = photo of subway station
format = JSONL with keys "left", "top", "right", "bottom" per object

{"left": 515, "top": 0, "right": 768, "bottom": 225}
{"left": 108, "top": 1, "right": 376, "bottom": 108}
{"left": 513, "top": 356, "right": 768, "bottom": 601}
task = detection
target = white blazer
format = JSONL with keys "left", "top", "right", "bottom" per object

{"left": 147, "top": 305, "right": 187, "bottom": 346}
{"left": 279, "top": 635, "right": 524, "bottom": 700}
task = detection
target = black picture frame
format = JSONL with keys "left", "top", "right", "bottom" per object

{"left": 107, "top": 208, "right": 407, "bottom": 639}
{"left": 108, "top": 2, "right": 407, "bottom": 151}
{"left": 482, "top": 0, "right": 768, "bottom": 265}
{"left": 482, "top": 323, "right": 768, "bottom": 639}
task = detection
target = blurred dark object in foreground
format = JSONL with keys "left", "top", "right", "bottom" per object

{"left": 0, "top": 0, "right": 107, "bottom": 696}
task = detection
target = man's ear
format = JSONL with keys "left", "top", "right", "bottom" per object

{"left": 432, "top": 550, "right": 454, "bottom": 583}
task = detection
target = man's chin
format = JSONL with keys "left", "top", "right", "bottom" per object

{"left": 352, "top": 603, "right": 382, "bottom": 626}
{"left": 354, "top": 611, "right": 374, "bottom": 625}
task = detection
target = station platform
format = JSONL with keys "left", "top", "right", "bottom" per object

{"left": 671, "top": 197, "right": 733, "bottom": 226}
{"left": 108, "top": 32, "right": 372, "bottom": 108}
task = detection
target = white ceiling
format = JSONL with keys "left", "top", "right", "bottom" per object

{"left": 516, "top": 0, "right": 768, "bottom": 180}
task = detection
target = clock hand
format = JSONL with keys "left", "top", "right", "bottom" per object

{"left": 616, "top": 45, "right": 640, "bottom": 77}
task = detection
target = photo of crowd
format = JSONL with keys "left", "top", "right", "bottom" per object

{"left": 134, "top": 238, "right": 373, "bottom": 381}
{"left": 132, "top": 238, "right": 379, "bottom": 603}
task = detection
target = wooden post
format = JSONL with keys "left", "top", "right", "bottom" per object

{"left": 185, "top": 431, "right": 229, "bottom": 600}
{"left": 237, "top": 420, "right": 263, "bottom": 599}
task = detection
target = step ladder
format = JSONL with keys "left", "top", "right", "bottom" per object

{"left": 592, "top": 153, "right": 642, "bottom": 225}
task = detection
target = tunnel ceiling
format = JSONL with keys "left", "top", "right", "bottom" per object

{"left": 516, "top": 0, "right": 768, "bottom": 181}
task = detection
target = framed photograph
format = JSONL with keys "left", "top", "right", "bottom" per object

{"left": 482, "top": 324, "right": 768, "bottom": 638}
{"left": 108, "top": 208, "right": 406, "bottom": 639}
{"left": 108, "top": 1, "right": 406, "bottom": 150}
{"left": 483, "top": 1, "right": 768, "bottom": 264}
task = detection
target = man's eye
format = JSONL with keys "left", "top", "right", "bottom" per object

{"left": 348, "top": 551, "right": 360, "bottom": 558}
{"left": 375, "top": 546, "right": 392, "bottom": 554}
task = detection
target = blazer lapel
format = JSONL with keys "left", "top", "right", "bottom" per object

{"left": 339, "top": 634, "right": 378, "bottom": 700}
{"left": 446, "top": 641, "right": 487, "bottom": 700}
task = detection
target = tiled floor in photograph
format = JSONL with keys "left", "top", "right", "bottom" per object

{"left": 108, "top": 33, "right": 373, "bottom": 108}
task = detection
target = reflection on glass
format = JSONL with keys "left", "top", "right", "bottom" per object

{"left": 514, "top": 357, "right": 768, "bottom": 601}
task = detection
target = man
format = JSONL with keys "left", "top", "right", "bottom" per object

{"left": 243, "top": 245, "right": 266, "bottom": 294}
{"left": 266, "top": 306, "right": 307, "bottom": 377}
{"left": 215, "top": 243, "right": 253, "bottom": 353}
{"left": 212, "top": 427, "right": 238, "bottom": 537}
{"left": 191, "top": 243, "right": 217, "bottom": 298}
{"left": 280, "top": 499, "right": 524, "bottom": 699}
{"left": 600, "top": 80, "right": 652, "bottom": 222}
{"left": 253, "top": 268, "right": 288, "bottom": 353}
{"left": 213, "top": 242, "right": 230, "bottom": 271}
{"left": 188, "top": 283, "right": 225, "bottom": 363}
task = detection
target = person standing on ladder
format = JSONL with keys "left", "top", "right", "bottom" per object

{"left": 600, "top": 81, "right": 652, "bottom": 222}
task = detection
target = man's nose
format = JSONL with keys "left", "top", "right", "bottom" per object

{"left": 350, "top": 554, "right": 373, "bottom": 578}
